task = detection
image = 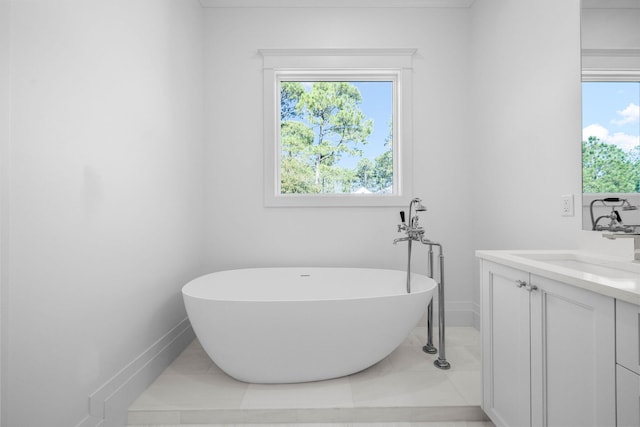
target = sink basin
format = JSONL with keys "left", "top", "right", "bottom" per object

{"left": 512, "top": 252, "right": 640, "bottom": 279}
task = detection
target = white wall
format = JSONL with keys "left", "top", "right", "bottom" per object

{"left": 203, "top": 0, "right": 586, "bottom": 327}
{"left": 582, "top": 5, "right": 640, "bottom": 52}
{"left": 4, "top": 0, "right": 205, "bottom": 425}
{"left": 468, "top": 0, "right": 583, "bottom": 305}
{"left": 469, "top": 0, "right": 583, "bottom": 250}
{"left": 203, "top": 5, "right": 477, "bottom": 324}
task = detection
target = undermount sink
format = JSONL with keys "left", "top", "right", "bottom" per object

{"left": 512, "top": 252, "right": 640, "bottom": 279}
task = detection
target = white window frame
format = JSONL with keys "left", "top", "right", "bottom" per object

{"left": 580, "top": 72, "right": 640, "bottom": 217}
{"left": 260, "top": 48, "right": 415, "bottom": 207}
{"left": 581, "top": 70, "right": 640, "bottom": 197}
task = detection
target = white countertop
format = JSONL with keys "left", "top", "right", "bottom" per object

{"left": 476, "top": 249, "right": 640, "bottom": 306}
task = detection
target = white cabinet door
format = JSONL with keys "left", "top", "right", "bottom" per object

{"left": 617, "top": 300, "right": 640, "bottom": 375}
{"left": 529, "top": 275, "right": 615, "bottom": 427}
{"left": 617, "top": 365, "right": 640, "bottom": 427}
{"left": 616, "top": 300, "right": 640, "bottom": 426}
{"left": 481, "top": 261, "right": 531, "bottom": 427}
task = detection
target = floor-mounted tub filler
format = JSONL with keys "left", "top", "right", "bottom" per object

{"left": 182, "top": 267, "right": 436, "bottom": 384}
{"left": 394, "top": 197, "right": 451, "bottom": 369}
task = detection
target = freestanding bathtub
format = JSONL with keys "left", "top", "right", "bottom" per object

{"left": 182, "top": 267, "right": 436, "bottom": 384}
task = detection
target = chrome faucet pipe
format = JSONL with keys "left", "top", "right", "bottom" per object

{"left": 423, "top": 245, "right": 437, "bottom": 354}
{"left": 420, "top": 237, "right": 451, "bottom": 370}
{"left": 406, "top": 238, "right": 413, "bottom": 294}
{"left": 435, "top": 246, "right": 450, "bottom": 369}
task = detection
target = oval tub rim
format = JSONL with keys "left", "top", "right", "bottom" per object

{"left": 182, "top": 266, "right": 436, "bottom": 303}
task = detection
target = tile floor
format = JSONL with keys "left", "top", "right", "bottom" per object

{"left": 127, "top": 327, "right": 492, "bottom": 427}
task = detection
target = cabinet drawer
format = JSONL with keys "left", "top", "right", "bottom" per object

{"left": 617, "top": 365, "right": 640, "bottom": 427}
{"left": 617, "top": 300, "right": 640, "bottom": 374}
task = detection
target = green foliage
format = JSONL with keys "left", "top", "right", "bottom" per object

{"left": 280, "top": 157, "right": 319, "bottom": 194}
{"left": 279, "top": 81, "right": 391, "bottom": 194}
{"left": 354, "top": 121, "right": 393, "bottom": 192}
{"left": 582, "top": 136, "right": 640, "bottom": 193}
{"left": 372, "top": 149, "right": 394, "bottom": 190}
{"left": 280, "top": 82, "right": 305, "bottom": 122}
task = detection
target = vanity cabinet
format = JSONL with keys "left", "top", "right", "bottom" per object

{"left": 480, "top": 262, "right": 531, "bottom": 427}
{"left": 480, "top": 260, "right": 616, "bottom": 427}
{"left": 616, "top": 300, "right": 640, "bottom": 427}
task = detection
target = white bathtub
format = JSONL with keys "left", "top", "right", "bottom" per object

{"left": 182, "top": 267, "right": 436, "bottom": 384}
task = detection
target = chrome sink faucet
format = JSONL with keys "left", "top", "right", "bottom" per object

{"left": 603, "top": 233, "right": 640, "bottom": 262}
{"left": 592, "top": 198, "right": 640, "bottom": 261}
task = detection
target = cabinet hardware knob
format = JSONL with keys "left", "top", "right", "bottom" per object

{"left": 526, "top": 283, "right": 538, "bottom": 292}
{"left": 516, "top": 280, "right": 527, "bottom": 288}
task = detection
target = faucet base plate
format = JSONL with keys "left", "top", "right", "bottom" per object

{"left": 422, "top": 344, "right": 437, "bottom": 354}
{"left": 434, "top": 359, "right": 451, "bottom": 370}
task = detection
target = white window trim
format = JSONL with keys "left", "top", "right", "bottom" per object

{"left": 581, "top": 48, "right": 640, "bottom": 81}
{"left": 582, "top": 68, "right": 640, "bottom": 82}
{"left": 260, "top": 48, "right": 416, "bottom": 207}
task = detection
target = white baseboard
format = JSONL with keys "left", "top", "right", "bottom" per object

{"left": 471, "top": 301, "right": 480, "bottom": 330}
{"left": 445, "top": 300, "right": 478, "bottom": 326}
{"left": 419, "top": 299, "right": 479, "bottom": 328}
{"left": 74, "top": 415, "right": 103, "bottom": 427}
{"left": 79, "top": 318, "right": 195, "bottom": 427}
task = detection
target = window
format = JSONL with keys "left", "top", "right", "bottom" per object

{"left": 582, "top": 81, "right": 640, "bottom": 194}
{"left": 261, "top": 49, "right": 415, "bottom": 207}
{"left": 279, "top": 78, "right": 393, "bottom": 195}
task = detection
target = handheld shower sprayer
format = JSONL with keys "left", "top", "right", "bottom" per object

{"left": 413, "top": 199, "right": 427, "bottom": 212}
{"left": 410, "top": 197, "right": 427, "bottom": 215}
{"left": 408, "top": 198, "right": 427, "bottom": 227}
{"left": 603, "top": 197, "right": 638, "bottom": 211}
